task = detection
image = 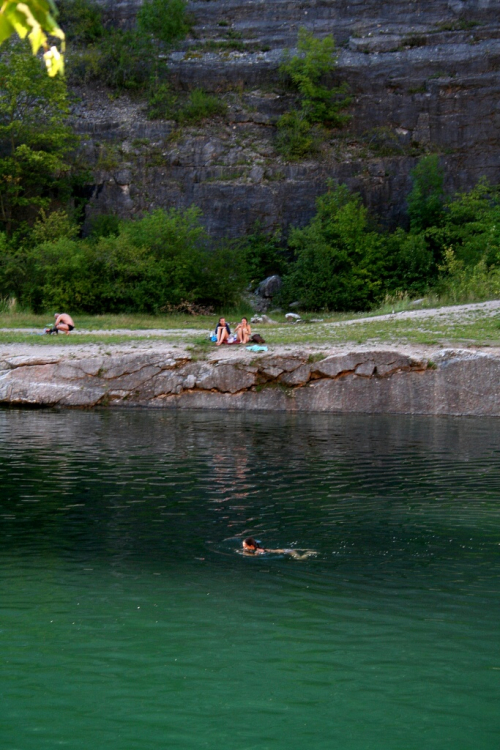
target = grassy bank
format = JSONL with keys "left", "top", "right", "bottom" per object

{"left": 0, "top": 301, "right": 498, "bottom": 348}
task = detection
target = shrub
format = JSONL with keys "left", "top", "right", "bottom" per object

{"left": 386, "top": 228, "right": 435, "bottom": 295}
{"left": 276, "top": 111, "right": 319, "bottom": 160}
{"left": 281, "top": 184, "right": 388, "bottom": 311}
{"left": 438, "top": 180, "right": 500, "bottom": 267}
{"left": 280, "top": 28, "right": 351, "bottom": 127}
{"left": 407, "top": 154, "right": 445, "bottom": 232}
{"left": 201, "top": 242, "right": 249, "bottom": 309}
{"left": 435, "top": 248, "right": 500, "bottom": 303}
{"left": 138, "top": 0, "right": 191, "bottom": 44}
{"left": 241, "top": 223, "right": 287, "bottom": 286}
{"left": 148, "top": 86, "right": 227, "bottom": 123}
{"left": 276, "top": 29, "right": 350, "bottom": 159}
{"left": 96, "top": 30, "right": 160, "bottom": 91}
{"left": 30, "top": 210, "right": 79, "bottom": 245}
{"left": 88, "top": 214, "right": 120, "bottom": 241}
{"left": 180, "top": 89, "right": 227, "bottom": 123}
{"left": 58, "top": 0, "right": 105, "bottom": 44}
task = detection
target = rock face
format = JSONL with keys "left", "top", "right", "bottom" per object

{"left": 1, "top": 348, "right": 500, "bottom": 416}
{"left": 73, "top": 0, "right": 500, "bottom": 237}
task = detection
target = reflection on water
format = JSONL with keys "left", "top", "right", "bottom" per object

{"left": 1, "top": 409, "right": 500, "bottom": 750}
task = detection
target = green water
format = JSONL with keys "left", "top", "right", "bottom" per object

{"left": 1, "top": 409, "right": 499, "bottom": 750}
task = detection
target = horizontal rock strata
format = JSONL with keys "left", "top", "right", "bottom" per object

{"left": 1, "top": 348, "right": 499, "bottom": 416}
{"left": 73, "top": 0, "right": 500, "bottom": 237}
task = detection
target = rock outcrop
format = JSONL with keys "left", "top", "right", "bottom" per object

{"left": 1, "top": 348, "right": 499, "bottom": 416}
{"left": 72, "top": 0, "right": 500, "bottom": 237}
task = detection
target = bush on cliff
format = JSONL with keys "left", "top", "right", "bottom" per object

{"left": 147, "top": 86, "right": 227, "bottom": 123}
{"left": 64, "top": 0, "right": 190, "bottom": 94}
{"left": 138, "top": 0, "right": 191, "bottom": 44}
{"left": 58, "top": 0, "right": 105, "bottom": 45}
{"left": 277, "top": 29, "right": 351, "bottom": 160}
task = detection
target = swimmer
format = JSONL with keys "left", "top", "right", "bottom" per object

{"left": 242, "top": 537, "right": 265, "bottom": 554}
{"left": 241, "top": 537, "right": 317, "bottom": 560}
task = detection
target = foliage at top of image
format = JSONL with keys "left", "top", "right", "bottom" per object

{"left": 0, "top": 0, "right": 65, "bottom": 76}
{"left": 276, "top": 28, "right": 351, "bottom": 160}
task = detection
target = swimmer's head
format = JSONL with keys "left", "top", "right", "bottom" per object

{"left": 243, "top": 537, "right": 261, "bottom": 552}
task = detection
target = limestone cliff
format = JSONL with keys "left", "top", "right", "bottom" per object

{"left": 1, "top": 347, "right": 500, "bottom": 416}
{"left": 71, "top": 0, "right": 500, "bottom": 237}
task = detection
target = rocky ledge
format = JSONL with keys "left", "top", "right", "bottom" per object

{"left": 0, "top": 347, "right": 499, "bottom": 416}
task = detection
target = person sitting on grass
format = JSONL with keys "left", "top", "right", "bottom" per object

{"left": 46, "top": 312, "right": 75, "bottom": 335}
{"left": 235, "top": 316, "right": 252, "bottom": 344}
{"left": 215, "top": 317, "right": 231, "bottom": 346}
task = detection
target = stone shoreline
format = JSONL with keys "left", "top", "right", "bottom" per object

{"left": 1, "top": 345, "right": 499, "bottom": 416}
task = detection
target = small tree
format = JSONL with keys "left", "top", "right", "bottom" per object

{"left": 280, "top": 28, "right": 350, "bottom": 127}
{"left": 277, "top": 29, "right": 350, "bottom": 159}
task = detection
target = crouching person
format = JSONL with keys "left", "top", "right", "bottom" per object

{"left": 46, "top": 313, "right": 75, "bottom": 335}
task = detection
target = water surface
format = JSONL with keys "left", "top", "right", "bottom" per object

{"left": 1, "top": 410, "right": 499, "bottom": 749}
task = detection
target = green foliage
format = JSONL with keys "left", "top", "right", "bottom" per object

{"left": 148, "top": 86, "right": 227, "bottom": 123}
{"left": 276, "top": 28, "right": 350, "bottom": 160}
{"left": 96, "top": 29, "right": 160, "bottom": 91}
{"left": 281, "top": 184, "right": 388, "bottom": 311}
{"left": 9, "top": 208, "right": 248, "bottom": 313}
{"left": 88, "top": 214, "right": 120, "bottom": 241}
{"left": 386, "top": 228, "right": 435, "bottom": 295}
{"left": 63, "top": 0, "right": 190, "bottom": 93}
{"left": 0, "top": 41, "right": 74, "bottom": 234}
{"left": 0, "top": 0, "right": 65, "bottom": 76}
{"left": 438, "top": 180, "right": 500, "bottom": 267}
{"left": 435, "top": 248, "right": 500, "bottom": 303}
{"left": 241, "top": 223, "right": 287, "bottom": 286}
{"left": 275, "top": 111, "right": 319, "bottom": 161}
{"left": 58, "top": 0, "right": 104, "bottom": 44}
{"left": 202, "top": 241, "right": 249, "bottom": 309}
{"left": 407, "top": 154, "right": 445, "bottom": 232}
{"left": 30, "top": 209, "right": 79, "bottom": 244}
{"left": 180, "top": 89, "right": 226, "bottom": 123}
{"left": 280, "top": 28, "right": 350, "bottom": 126}
{"left": 138, "top": 0, "right": 190, "bottom": 45}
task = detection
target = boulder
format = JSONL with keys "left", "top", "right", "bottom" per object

{"left": 256, "top": 275, "right": 282, "bottom": 299}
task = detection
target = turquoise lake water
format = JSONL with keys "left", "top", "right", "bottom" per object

{"left": 1, "top": 409, "right": 499, "bottom": 750}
